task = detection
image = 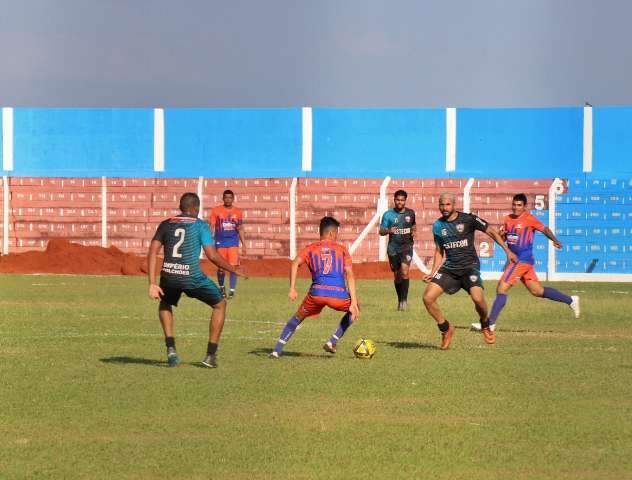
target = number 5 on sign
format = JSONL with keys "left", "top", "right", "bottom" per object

{"left": 173, "top": 228, "right": 185, "bottom": 258}
{"left": 534, "top": 194, "right": 546, "bottom": 211}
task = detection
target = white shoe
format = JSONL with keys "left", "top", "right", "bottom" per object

{"left": 269, "top": 351, "right": 280, "bottom": 359}
{"left": 470, "top": 322, "right": 496, "bottom": 332}
{"left": 570, "top": 296, "right": 580, "bottom": 318}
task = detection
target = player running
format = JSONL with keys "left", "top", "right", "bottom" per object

{"left": 270, "top": 216, "right": 360, "bottom": 358}
{"left": 422, "top": 192, "right": 517, "bottom": 349}
{"left": 379, "top": 190, "right": 416, "bottom": 311}
{"left": 471, "top": 193, "right": 580, "bottom": 332}
{"left": 210, "top": 190, "right": 246, "bottom": 300}
{"left": 148, "top": 192, "right": 246, "bottom": 368}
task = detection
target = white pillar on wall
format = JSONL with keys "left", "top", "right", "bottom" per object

{"left": 583, "top": 105, "right": 593, "bottom": 173}
{"left": 154, "top": 108, "right": 165, "bottom": 172}
{"left": 302, "top": 107, "right": 312, "bottom": 172}
{"left": 2, "top": 108, "right": 14, "bottom": 171}
{"left": 445, "top": 107, "right": 456, "bottom": 173}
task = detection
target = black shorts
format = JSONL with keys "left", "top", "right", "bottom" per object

{"left": 159, "top": 277, "right": 223, "bottom": 307}
{"left": 388, "top": 247, "right": 413, "bottom": 272}
{"left": 430, "top": 266, "right": 484, "bottom": 295}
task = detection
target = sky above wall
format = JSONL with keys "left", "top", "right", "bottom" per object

{"left": 1, "top": 0, "right": 631, "bottom": 107}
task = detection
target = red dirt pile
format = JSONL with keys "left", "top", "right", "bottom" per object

{"left": 0, "top": 240, "right": 426, "bottom": 279}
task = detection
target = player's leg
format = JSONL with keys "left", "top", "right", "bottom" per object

{"left": 323, "top": 298, "right": 354, "bottom": 354}
{"left": 184, "top": 281, "right": 226, "bottom": 368}
{"left": 398, "top": 257, "right": 411, "bottom": 310}
{"left": 271, "top": 296, "right": 319, "bottom": 358}
{"left": 227, "top": 247, "right": 239, "bottom": 299}
{"left": 472, "top": 262, "right": 520, "bottom": 331}
{"left": 525, "top": 276, "right": 580, "bottom": 318}
{"left": 389, "top": 253, "right": 403, "bottom": 309}
{"left": 423, "top": 279, "right": 455, "bottom": 350}
{"left": 468, "top": 285, "right": 495, "bottom": 344}
{"left": 158, "top": 301, "right": 180, "bottom": 367}
{"left": 216, "top": 248, "right": 228, "bottom": 297}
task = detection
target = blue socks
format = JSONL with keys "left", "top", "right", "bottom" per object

{"left": 229, "top": 272, "right": 237, "bottom": 292}
{"left": 489, "top": 293, "right": 508, "bottom": 325}
{"left": 543, "top": 287, "right": 572, "bottom": 305}
{"left": 329, "top": 312, "right": 353, "bottom": 346}
{"left": 273, "top": 316, "right": 302, "bottom": 354}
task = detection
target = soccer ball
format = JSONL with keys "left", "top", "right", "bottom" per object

{"left": 353, "top": 338, "right": 376, "bottom": 359}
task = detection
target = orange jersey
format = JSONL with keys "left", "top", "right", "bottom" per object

{"left": 503, "top": 211, "right": 545, "bottom": 264}
{"left": 298, "top": 240, "right": 352, "bottom": 299}
{"left": 210, "top": 206, "right": 243, "bottom": 248}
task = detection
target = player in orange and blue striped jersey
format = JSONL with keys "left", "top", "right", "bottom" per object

{"left": 471, "top": 193, "right": 580, "bottom": 332}
{"left": 270, "top": 216, "right": 360, "bottom": 358}
{"left": 210, "top": 190, "right": 245, "bottom": 299}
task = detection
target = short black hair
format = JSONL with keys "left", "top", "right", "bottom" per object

{"left": 223, "top": 190, "right": 234, "bottom": 197}
{"left": 179, "top": 192, "right": 200, "bottom": 212}
{"left": 513, "top": 193, "right": 528, "bottom": 204}
{"left": 319, "top": 216, "right": 340, "bottom": 236}
{"left": 394, "top": 189, "right": 408, "bottom": 199}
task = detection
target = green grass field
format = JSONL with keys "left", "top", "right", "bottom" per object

{"left": 1, "top": 274, "right": 631, "bottom": 479}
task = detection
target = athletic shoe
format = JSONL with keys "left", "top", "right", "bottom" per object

{"left": 167, "top": 347, "right": 180, "bottom": 368}
{"left": 570, "top": 296, "right": 581, "bottom": 318}
{"left": 201, "top": 354, "right": 218, "bottom": 368}
{"left": 220, "top": 286, "right": 226, "bottom": 298}
{"left": 440, "top": 324, "right": 455, "bottom": 350}
{"left": 227, "top": 290, "right": 235, "bottom": 300}
{"left": 323, "top": 342, "right": 337, "bottom": 354}
{"left": 269, "top": 351, "right": 280, "bottom": 359}
{"left": 470, "top": 322, "right": 496, "bottom": 332}
{"left": 399, "top": 300, "right": 408, "bottom": 311}
{"left": 482, "top": 327, "right": 496, "bottom": 344}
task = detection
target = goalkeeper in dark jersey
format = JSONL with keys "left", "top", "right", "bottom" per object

{"left": 422, "top": 192, "right": 516, "bottom": 350}
{"left": 379, "top": 190, "right": 416, "bottom": 311}
{"left": 148, "top": 192, "right": 246, "bottom": 368}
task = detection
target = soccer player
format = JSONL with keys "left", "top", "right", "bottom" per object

{"left": 148, "top": 192, "right": 246, "bottom": 368}
{"left": 210, "top": 190, "right": 245, "bottom": 299}
{"left": 422, "top": 192, "right": 517, "bottom": 349}
{"left": 379, "top": 190, "right": 416, "bottom": 311}
{"left": 270, "top": 216, "right": 360, "bottom": 358}
{"left": 471, "top": 193, "right": 580, "bottom": 332}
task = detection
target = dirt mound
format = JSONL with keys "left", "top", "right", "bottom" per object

{"left": 0, "top": 240, "right": 426, "bottom": 279}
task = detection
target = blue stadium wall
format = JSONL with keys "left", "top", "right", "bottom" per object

{"left": 3, "top": 107, "right": 631, "bottom": 178}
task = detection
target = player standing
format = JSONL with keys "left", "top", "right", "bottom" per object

{"left": 422, "top": 192, "right": 517, "bottom": 349}
{"left": 379, "top": 190, "right": 416, "bottom": 311}
{"left": 270, "top": 216, "right": 360, "bottom": 358}
{"left": 471, "top": 193, "right": 580, "bottom": 331}
{"left": 210, "top": 190, "right": 246, "bottom": 299}
{"left": 148, "top": 192, "right": 245, "bottom": 368}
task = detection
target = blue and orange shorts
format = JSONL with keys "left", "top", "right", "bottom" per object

{"left": 297, "top": 294, "right": 352, "bottom": 319}
{"left": 217, "top": 246, "right": 240, "bottom": 266}
{"left": 501, "top": 261, "right": 539, "bottom": 286}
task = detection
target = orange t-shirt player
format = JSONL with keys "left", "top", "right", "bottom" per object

{"left": 209, "top": 189, "right": 245, "bottom": 299}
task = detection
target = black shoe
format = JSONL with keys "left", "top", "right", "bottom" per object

{"left": 227, "top": 289, "right": 235, "bottom": 300}
{"left": 201, "top": 354, "right": 218, "bottom": 368}
{"left": 220, "top": 286, "right": 226, "bottom": 298}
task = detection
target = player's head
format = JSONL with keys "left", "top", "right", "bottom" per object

{"left": 394, "top": 190, "right": 407, "bottom": 211}
{"left": 319, "top": 216, "right": 340, "bottom": 239}
{"left": 512, "top": 193, "right": 528, "bottom": 216}
{"left": 438, "top": 192, "right": 456, "bottom": 218}
{"left": 179, "top": 192, "right": 200, "bottom": 216}
{"left": 223, "top": 190, "right": 235, "bottom": 207}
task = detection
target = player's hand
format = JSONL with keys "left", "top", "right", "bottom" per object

{"left": 349, "top": 303, "right": 360, "bottom": 321}
{"left": 233, "top": 267, "right": 248, "bottom": 279}
{"left": 389, "top": 226, "right": 398, "bottom": 234}
{"left": 553, "top": 240, "right": 562, "bottom": 250}
{"left": 288, "top": 288, "right": 298, "bottom": 301}
{"left": 148, "top": 284, "right": 164, "bottom": 300}
{"left": 506, "top": 251, "right": 518, "bottom": 263}
{"left": 422, "top": 274, "right": 433, "bottom": 283}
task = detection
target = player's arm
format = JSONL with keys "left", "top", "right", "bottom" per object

{"left": 541, "top": 227, "right": 562, "bottom": 249}
{"left": 378, "top": 212, "right": 396, "bottom": 236}
{"left": 288, "top": 255, "right": 305, "bottom": 301}
{"left": 147, "top": 239, "right": 164, "bottom": 299}
{"left": 423, "top": 244, "right": 444, "bottom": 283}
{"left": 485, "top": 226, "right": 518, "bottom": 263}
{"left": 202, "top": 244, "right": 247, "bottom": 278}
{"left": 344, "top": 265, "right": 360, "bottom": 321}
{"left": 237, "top": 225, "right": 247, "bottom": 255}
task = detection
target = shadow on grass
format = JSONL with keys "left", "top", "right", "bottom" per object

{"left": 248, "top": 348, "right": 333, "bottom": 359}
{"left": 100, "top": 356, "right": 166, "bottom": 367}
{"left": 381, "top": 341, "right": 440, "bottom": 350}
{"left": 454, "top": 325, "right": 556, "bottom": 334}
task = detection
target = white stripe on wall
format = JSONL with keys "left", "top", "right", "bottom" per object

{"left": 101, "top": 176, "right": 107, "bottom": 248}
{"left": 154, "top": 108, "right": 165, "bottom": 172}
{"left": 302, "top": 107, "right": 312, "bottom": 172}
{"left": 445, "top": 107, "right": 456, "bottom": 172}
{"left": 2, "top": 108, "right": 14, "bottom": 171}
{"left": 583, "top": 105, "right": 593, "bottom": 173}
{"left": 2, "top": 176, "right": 9, "bottom": 255}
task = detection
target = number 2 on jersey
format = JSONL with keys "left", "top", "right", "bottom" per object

{"left": 173, "top": 228, "right": 186, "bottom": 258}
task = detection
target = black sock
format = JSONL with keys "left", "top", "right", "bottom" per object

{"left": 438, "top": 321, "right": 450, "bottom": 333}
{"left": 165, "top": 337, "right": 175, "bottom": 349}
{"left": 401, "top": 279, "right": 409, "bottom": 302}
{"left": 394, "top": 280, "right": 402, "bottom": 302}
{"left": 480, "top": 319, "right": 490, "bottom": 329}
{"left": 207, "top": 342, "right": 218, "bottom": 355}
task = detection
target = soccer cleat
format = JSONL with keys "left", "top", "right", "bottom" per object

{"left": 570, "top": 296, "right": 580, "bottom": 318}
{"left": 482, "top": 327, "right": 496, "bottom": 344}
{"left": 227, "top": 289, "right": 235, "bottom": 300}
{"left": 269, "top": 351, "right": 280, "bottom": 359}
{"left": 220, "top": 286, "right": 226, "bottom": 298}
{"left": 167, "top": 347, "right": 180, "bottom": 367}
{"left": 399, "top": 300, "right": 408, "bottom": 311}
{"left": 470, "top": 322, "right": 496, "bottom": 332}
{"left": 440, "top": 324, "right": 455, "bottom": 350}
{"left": 323, "top": 341, "right": 337, "bottom": 354}
{"left": 201, "top": 354, "right": 218, "bottom": 368}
